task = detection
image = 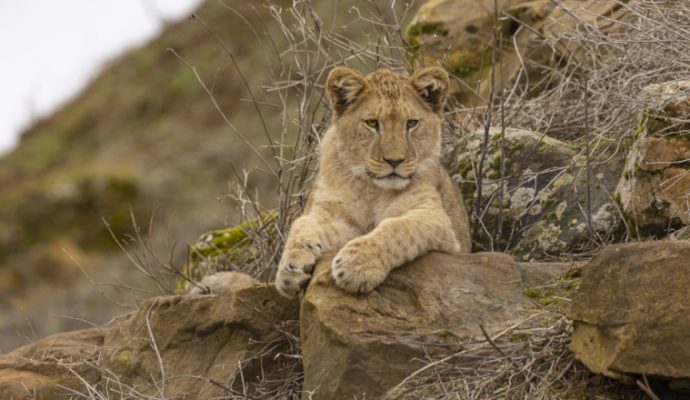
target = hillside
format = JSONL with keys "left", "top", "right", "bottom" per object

{"left": 0, "top": 0, "right": 286, "bottom": 351}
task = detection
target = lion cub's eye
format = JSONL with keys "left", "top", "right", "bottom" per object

{"left": 406, "top": 119, "right": 420, "bottom": 130}
{"left": 364, "top": 119, "right": 379, "bottom": 130}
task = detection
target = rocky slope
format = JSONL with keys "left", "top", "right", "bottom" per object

{"left": 4, "top": 247, "right": 689, "bottom": 399}
{"left": 0, "top": 253, "right": 569, "bottom": 399}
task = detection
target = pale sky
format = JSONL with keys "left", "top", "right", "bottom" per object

{"left": 0, "top": 0, "right": 203, "bottom": 154}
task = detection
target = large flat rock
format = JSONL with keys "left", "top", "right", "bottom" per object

{"left": 300, "top": 251, "right": 567, "bottom": 400}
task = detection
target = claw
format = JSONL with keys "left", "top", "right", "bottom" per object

{"left": 276, "top": 238, "right": 322, "bottom": 298}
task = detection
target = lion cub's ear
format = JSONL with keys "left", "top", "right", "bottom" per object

{"left": 411, "top": 66, "right": 450, "bottom": 113}
{"left": 326, "top": 67, "right": 367, "bottom": 116}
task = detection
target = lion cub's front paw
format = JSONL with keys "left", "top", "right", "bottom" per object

{"left": 331, "top": 238, "right": 388, "bottom": 294}
{"left": 275, "top": 239, "right": 322, "bottom": 298}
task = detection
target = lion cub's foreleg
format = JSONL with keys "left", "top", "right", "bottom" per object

{"left": 276, "top": 207, "right": 358, "bottom": 298}
{"left": 331, "top": 208, "right": 459, "bottom": 294}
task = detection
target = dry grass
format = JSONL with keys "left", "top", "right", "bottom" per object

{"left": 499, "top": 0, "right": 690, "bottom": 145}
{"left": 383, "top": 312, "right": 577, "bottom": 400}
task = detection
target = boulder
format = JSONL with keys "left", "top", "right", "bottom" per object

{"left": 538, "top": 0, "right": 631, "bottom": 66}
{"left": 407, "top": 0, "right": 554, "bottom": 104}
{"left": 0, "top": 328, "right": 104, "bottom": 399}
{"left": 0, "top": 284, "right": 299, "bottom": 400}
{"left": 616, "top": 80, "right": 690, "bottom": 235}
{"left": 103, "top": 285, "right": 299, "bottom": 399}
{"left": 300, "top": 251, "right": 569, "bottom": 400}
{"left": 407, "top": 0, "right": 628, "bottom": 105}
{"left": 569, "top": 241, "right": 690, "bottom": 383}
{"left": 446, "top": 127, "right": 624, "bottom": 258}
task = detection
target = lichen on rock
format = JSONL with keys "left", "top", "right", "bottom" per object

{"left": 445, "top": 127, "right": 623, "bottom": 258}
{"left": 522, "top": 221, "right": 567, "bottom": 255}
{"left": 616, "top": 80, "right": 690, "bottom": 235}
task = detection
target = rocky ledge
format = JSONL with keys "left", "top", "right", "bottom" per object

{"left": 0, "top": 252, "right": 567, "bottom": 399}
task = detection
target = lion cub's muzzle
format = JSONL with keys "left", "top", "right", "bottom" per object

{"left": 366, "top": 158, "right": 417, "bottom": 188}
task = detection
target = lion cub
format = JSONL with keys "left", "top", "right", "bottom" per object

{"left": 276, "top": 67, "right": 471, "bottom": 298}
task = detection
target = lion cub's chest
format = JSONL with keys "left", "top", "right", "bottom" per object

{"left": 349, "top": 187, "right": 431, "bottom": 233}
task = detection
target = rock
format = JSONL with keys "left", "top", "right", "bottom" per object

{"left": 616, "top": 80, "right": 690, "bottom": 234}
{"left": 103, "top": 285, "right": 299, "bottom": 399}
{"left": 0, "top": 284, "right": 299, "bottom": 400}
{"left": 446, "top": 127, "right": 624, "bottom": 258}
{"left": 517, "top": 260, "right": 576, "bottom": 288}
{"left": 407, "top": 0, "right": 554, "bottom": 104}
{"left": 187, "top": 270, "right": 259, "bottom": 294}
{"left": 569, "top": 241, "right": 690, "bottom": 383}
{"left": 407, "top": 1, "right": 630, "bottom": 105}
{"left": 539, "top": 0, "right": 630, "bottom": 65}
{"left": 0, "top": 328, "right": 104, "bottom": 399}
{"left": 641, "top": 79, "right": 690, "bottom": 135}
{"left": 300, "top": 251, "right": 568, "bottom": 400}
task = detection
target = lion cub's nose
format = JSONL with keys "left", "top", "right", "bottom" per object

{"left": 383, "top": 158, "right": 405, "bottom": 168}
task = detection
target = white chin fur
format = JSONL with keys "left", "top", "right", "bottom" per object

{"left": 372, "top": 176, "right": 411, "bottom": 190}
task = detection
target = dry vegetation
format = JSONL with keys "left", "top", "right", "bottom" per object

{"left": 220, "top": 0, "right": 690, "bottom": 275}
{"left": 229, "top": 1, "right": 686, "bottom": 399}
{"left": 480, "top": 0, "right": 690, "bottom": 248}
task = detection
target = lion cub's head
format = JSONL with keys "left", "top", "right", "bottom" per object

{"left": 326, "top": 66, "right": 450, "bottom": 190}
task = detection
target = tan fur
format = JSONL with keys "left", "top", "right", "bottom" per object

{"left": 275, "top": 67, "right": 471, "bottom": 298}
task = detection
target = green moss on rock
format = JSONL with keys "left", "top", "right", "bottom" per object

{"left": 182, "top": 211, "right": 277, "bottom": 288}
{"left": 446, "top": 47, "right": 492, "bottom": 78}
{"left": 523, "top": 275, "right": 580, "bottom": 311}
{"left": 405, "top": 21, "right": 448, "bottom": 38}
